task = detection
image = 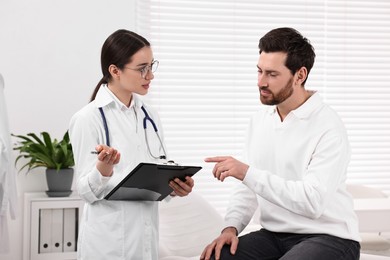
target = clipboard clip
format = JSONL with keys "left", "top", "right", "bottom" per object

{"left": 161, "top": 160, "right": 179, "bottom": 166}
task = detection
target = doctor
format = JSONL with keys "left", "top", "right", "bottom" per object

{"left": 69, "top": 29, "right": 194, "bottom": 260}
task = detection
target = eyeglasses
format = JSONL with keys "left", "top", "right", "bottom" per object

{"left": 124, "top": 60, "right": 159, "bottom": 79}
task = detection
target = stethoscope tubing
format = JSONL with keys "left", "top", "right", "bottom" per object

{"left": 141, "top": 106, "right": 158, "bottom": 132}
{"left": 98, "top": 105, "right": 166, "bottom": 159}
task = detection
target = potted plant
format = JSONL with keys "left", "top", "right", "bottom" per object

{"left": 12, "top": 131, "right": 75, "bottom": 197}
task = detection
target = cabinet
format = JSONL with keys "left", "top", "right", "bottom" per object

{"left": 23, "top": 192, "right": 84, "bottom": 260}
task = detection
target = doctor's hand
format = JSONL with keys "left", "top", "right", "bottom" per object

{"left": 205, "top": 156, "right": 249, "bottom": 182}
{"left": 200, "top": 227, "right": 239, "bottom": 260}
{"left": 95, "top": 145, "right": 121, "bottom": 177}
{"left": 169, "top": 176, "right": 194, "bottom": 197}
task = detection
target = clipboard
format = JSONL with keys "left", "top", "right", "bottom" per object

{"left": 104, "top": 162, "right": 202, "bottom": 201}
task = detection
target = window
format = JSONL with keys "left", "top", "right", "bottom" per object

{"left": 136, "top": 0, "right": 390, "bottom": 215}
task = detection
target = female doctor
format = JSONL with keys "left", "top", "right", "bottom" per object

{"left": 69, "top": 29, "right": 194, "bottom": 260}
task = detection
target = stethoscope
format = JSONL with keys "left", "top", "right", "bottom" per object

{"left": 98, "top": 105, "right": 167, "bottom": 160}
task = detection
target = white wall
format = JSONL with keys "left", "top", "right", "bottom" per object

{"left": 0, "top": 1, "right": 136, "bottom": 259}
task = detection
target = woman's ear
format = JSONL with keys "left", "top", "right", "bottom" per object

{"left": 295, "top": 66, "right": 308, "bottom": 86}
{"left": 108, "top": 64, "right": 121, "bottom": 79}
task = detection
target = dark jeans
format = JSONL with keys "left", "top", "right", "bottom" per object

{"left": 211, "top": 229, "right": 360, "bottom": 260}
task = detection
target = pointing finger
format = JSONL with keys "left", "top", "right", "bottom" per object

{"left": 205, "top": 156, "right": 229, "bottom": 163}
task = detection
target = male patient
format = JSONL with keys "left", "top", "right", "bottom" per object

{"left": 200, "top": 27, "right": 361, "bottom": 260}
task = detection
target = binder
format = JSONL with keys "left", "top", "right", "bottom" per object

{"left": 39, "top": 209, "right": 52, "bottom": 253}
{"left": 51, "top": 208, "right": 64, "bottom": 252}
{"left": 105, "top": 162, "right": 201, "bottom": 201}
{"left": 63, "top": 208, "right": 76, "bottom": 252}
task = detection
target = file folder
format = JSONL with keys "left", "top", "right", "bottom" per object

{"left": 105, "top": 162, "right": 201, "bottom": 201}
{"left": 63, "top": 208, "right": 76, "bottom": 252}
{"left": 51, "top": 208, "right": 64, "bottom": 252}
{"left": 39, "top": 209, "right": 52, "bottom": 253}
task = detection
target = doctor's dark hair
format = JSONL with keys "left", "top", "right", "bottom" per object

{"left": 90, "top": 29, "right": 151, "bottom": 101}
{"left": 258, "top": 27, "right": 315, "bottom": 86}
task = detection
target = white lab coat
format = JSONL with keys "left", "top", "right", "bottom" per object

{"left": 69, "top": 85, "right": 166, "bottom": 260}
{"left": 0, "top": 73, "right": 18, "bottom": 253}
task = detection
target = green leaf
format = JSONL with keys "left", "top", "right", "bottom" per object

{"left": 11, "top": 131, "right": 75, "bottom": 174}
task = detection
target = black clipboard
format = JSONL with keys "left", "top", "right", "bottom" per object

{"left": 104, "top": 162, "right": 202, "bottom": 201}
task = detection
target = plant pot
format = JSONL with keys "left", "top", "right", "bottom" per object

{"left": 45, "top": 168, "right": 74, "bottom": 197}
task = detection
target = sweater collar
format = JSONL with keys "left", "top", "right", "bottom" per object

{"left": 291, "top": 91, "right": 323, "bottom": 119}
{"left": 266, "top": 91, "right": 323, "bottom": 119}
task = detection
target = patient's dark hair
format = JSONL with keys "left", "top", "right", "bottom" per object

{"left": 90, "top": 29, "right": 150, "bottom": 101}
{"left": 259, "top": 27, "right": 315, "bottom": 86}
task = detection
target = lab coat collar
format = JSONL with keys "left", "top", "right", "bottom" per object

{"left": 94, "top": 84, "right": 143, "bottom": 110}
{"left": 94, "top": 84, "right": 114, "bottom": 108}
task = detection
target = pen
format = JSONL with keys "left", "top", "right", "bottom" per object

{"left": 91, "top": 151, "right": 110, "bottom": 155}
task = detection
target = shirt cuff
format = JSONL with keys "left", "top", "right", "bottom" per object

{"left": 223, "top": 218, "right": 245, "bottom": 234}
{"left": 88, "top": 166, "right": 111, "bottom": 197}
{"left": 242, "top": 166, "right": 259, "bottom": 190}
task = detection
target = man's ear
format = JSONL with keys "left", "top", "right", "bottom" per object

{"left": 295, "top": 67, "right": 308, "bottom": 86}
{"left": 108, "top": 64, "right": 120, "bottom": 79}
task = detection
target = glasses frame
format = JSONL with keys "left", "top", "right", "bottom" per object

{"left": 124, "top": 60, "right": 159, "bottom": 79}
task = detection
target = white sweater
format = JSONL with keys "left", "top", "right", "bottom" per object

{"left": 224, "top": 92, "right": 361, "bottom": 242}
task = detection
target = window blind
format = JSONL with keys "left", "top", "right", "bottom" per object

{"left": 135, "top": 0, "right": 390, "bottom": 215}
